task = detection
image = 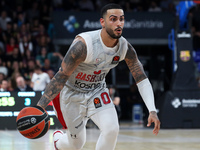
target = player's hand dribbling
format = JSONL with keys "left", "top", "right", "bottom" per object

{"left": 147, "top": 111, "right": 160, "bottom": 136}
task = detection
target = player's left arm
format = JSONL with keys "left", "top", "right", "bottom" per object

{"left": 124, "top": 42, "right": 160, "bottom": 135}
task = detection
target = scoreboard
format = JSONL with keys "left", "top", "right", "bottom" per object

{"left": 0, "top": 91, "right": 62, "bottom": 129}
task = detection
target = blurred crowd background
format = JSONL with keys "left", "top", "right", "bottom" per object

{"left": 0, "top": 0, "right": 180, "bottom": 91}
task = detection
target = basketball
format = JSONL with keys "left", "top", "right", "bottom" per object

{"left": 16, "top": 106, "right": 50, "bottom": 139}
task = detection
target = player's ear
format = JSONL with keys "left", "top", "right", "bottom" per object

{"left": 100, "top": 18, "right": 105, "bottom": 28}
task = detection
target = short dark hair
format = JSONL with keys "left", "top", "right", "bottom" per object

{"left": 100, "top": 3, "right": 123, "bottom": 18}
{"left": 34, "top": 65, "right": 41, "bottom": 71}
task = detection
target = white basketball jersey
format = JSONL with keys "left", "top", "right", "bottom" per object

{"left": 65, "top": 29, "right": 128, "bottom": 92}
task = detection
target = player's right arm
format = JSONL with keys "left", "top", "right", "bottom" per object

{"left": 125, "top": 42, "right": 160, "bottom": 135}
{"left": 37, "top": 37, "right": 87, "bottom": 109}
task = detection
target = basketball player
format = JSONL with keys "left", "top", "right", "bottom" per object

{"left": 37, "top": 3, "right": 160, "bottom": 150}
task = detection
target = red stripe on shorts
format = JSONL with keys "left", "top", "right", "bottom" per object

{"left": 52, "top": 93, "right": 68, "bottom": 129}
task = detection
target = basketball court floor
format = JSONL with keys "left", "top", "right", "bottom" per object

{"left": 1, "top": 122, "right": 200, "bottom": 150}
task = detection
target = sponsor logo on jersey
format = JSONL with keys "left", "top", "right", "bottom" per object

{"left": 96, "top": 58, "right": 102, "bottom": 64}
{"left": 75, "top": 81, "right": 101, "bottom": 89}
{"left": 94, "top": 70, "right": 101, "bottom": 74}
{"left": 75, "top": 72, "right": 105, "bottom": 82}
{"left": 111, "top": 56, "right": 120, "bottom": 64}
{"left": 75, "top": 72, "right": 105, "bottom": 89}
{"left": 94, "top": 97, "right": 102, "bottom": 108}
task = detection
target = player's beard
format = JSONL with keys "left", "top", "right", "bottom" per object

{"left": 106, "top": 27, "right": 122, "bottom": 39}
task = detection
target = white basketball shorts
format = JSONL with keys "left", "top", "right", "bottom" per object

{"left": 53, "top": 85, "right": 114, "bottom": 134}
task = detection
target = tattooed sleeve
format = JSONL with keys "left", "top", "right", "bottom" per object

{"left": 37, "top": 39, "right": 87, "bottom": 108}
{"left": 124, "top": 42, "right": 147, "bottom": 83}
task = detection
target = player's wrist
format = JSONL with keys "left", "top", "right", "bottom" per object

{"left": 150, "top": 111, "right": 157, "bottom": 115}
{"left": 36, "top": 104, "right": 45, "bottom": 110}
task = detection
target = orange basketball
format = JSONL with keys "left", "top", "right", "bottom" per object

{"left": 16, "top": 106, "right": 50, "bottom": 139}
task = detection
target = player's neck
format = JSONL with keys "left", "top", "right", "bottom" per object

{"left": 100, "top": 29, "right": 118, "bottom": 47}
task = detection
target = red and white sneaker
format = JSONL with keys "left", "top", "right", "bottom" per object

{"left": 53, "top": 130, "right": 64, "bottom": 150}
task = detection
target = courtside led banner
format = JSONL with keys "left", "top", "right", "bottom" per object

{"left": 52, "top": 12, "right": 175, "bottom": 45}
{"left": 0, "top": 92, "right": 62, "bottom": 129}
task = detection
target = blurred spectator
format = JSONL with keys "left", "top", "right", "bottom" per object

{"left": 12, "top": 22, "right": 20, "bottom": 41}
{"left": 19, "top": 35, "right": 33, "bottom": 57}
{"left": 109, "top": 86, "right": 121, "bottom": 119}
{"left": 50, "top": 51, "right": 63, "bottom": 68}
{"left": 35, "top": 24, "right": 49, "bottom": 39}
{"left": 21, "top": 50, "right": 34, "bottom": 79}
{"left": 47, "top": 69, "right": 55, "bottom": 79}
{"left": 7, "top": 78, "right": 14, "bottom": 91}
{"left": 6, "top": 37, "right": 18, "bottom": 55}
{"left": 36, "top": 46, "right": 63, "bottom": 69}
{"left": 160, "top": 0, "right": 175, "bottom": 13}
{"left": 124, "top": 2, "right": 133, "bottom": 12}
{"left": 26, "top": 1, "right": 40, "bottom": 23}
{"left": 127, "top": 0, "right": 140, "bottom": 11}
{"left": 47, "top": 22, "right": 55, "bottom": 39}
{"left": 22, "top": 59, "right": 36, "bottom": 81}
{"left": 31, "top": 65, "right": 50, "bottom": 91}
{"left": 2, "top": 21, "right": 13, "bottom": 44}
{"left": 0, "top": 73, "right": 5, "bottom": 83}
{"left": 34, "top": 34, "right": 54, "bottom": 56}
{"left": 40, "top": 0, "right": 52, "bottom": 8}
{"left": 8, "top": 60, "right": 22, "bottom": 79}
{"left": 0, "top": 40, "right": 4, "bottom": 51}
{"left": 7, "top": 47, "right": 22, "bottom": 69}
{"left": 15, "top": 5, "right": 23, "bottom": 15}
{"left": 0, "top": 10, "right": 12, "bottom": 31}
{"left": 167, "top": 2, "right": 176, "bottom": 13}
{"left": 127, "top": 83, "right": 143, "bottom": 105}
{"left": 126, "top": 83, "right": 143, "bottom": 119}
{"left": 160, "top": 0, "right": 171, "bottom": 11}
{"left": 17, "top": 23, "right": 31, "bottom": 42}
{"left": 39, "top": 4, "right": 52, "bottom": 29}
{"left": 79, "top": 0, "right": 95, "bottom": 11}
{"left": 27, "top": 59, "right": 36, "bottom": 71}
{"left": 22, "top": 49, "right": 34, "bottom": 64}
{"left": 148, "top": 1, "right": 161, "bottom": 12}
{"left": 14, "top": 76, "right": 33, "bottom": 91}
{"left": 0, "top": 79, "right": 8, "bottom": 91}
{"left": 95, "top": 0, "right": 107, "bottom": 10}
{"left": 190, "top": 4, "right": 200, "bottom": 51}
{"left": 0, "top": 49, "right": 6, "bottom": 66}
{"left": 15, "top": 12, "right": 28, "bottom": 28}
{"left": 133, "top": 2, "right": 145, "bottom": 12}
{"left": 36, "top": 47, "right": 49, "bottom": 67}
{"left": 10, "top": 71, "right": 22, "bottom": 90}
{"left": 0, "top": 57, "right": 8, "bottom": 78}
{"left": 42, "top": 58, "right": 55, "bottom": 72}
{"left": 63, "top": 0, "right": 80, "bottom": 11}
{"left": 52, "top": 0, "right": 63, "bottom": 10}
{"left": 30, "top": 18, "right": 40, "bottom": 37}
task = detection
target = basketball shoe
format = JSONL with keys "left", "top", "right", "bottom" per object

{"left": 53, "top": 130, "right": 64, "bottom": 150}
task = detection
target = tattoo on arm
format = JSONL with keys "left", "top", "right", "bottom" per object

{"left": 125, "top": 43, "right": 147, "bottom": 83}
{"left": 37, "top": 40, "right": 87, "bottom": 108}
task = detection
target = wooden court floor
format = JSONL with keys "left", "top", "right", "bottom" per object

{"left": 1, "top": 122, "right": 200, "bottom": 150}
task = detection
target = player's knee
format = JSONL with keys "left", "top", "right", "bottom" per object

{"left": 110, "top": 123, "right": 119, "bottom": 136}
{"left": 104, "top": 123, "right": 119, "bottom": 138}
{"left": 71, "top": 142, "right": 84, "bottom": 150}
